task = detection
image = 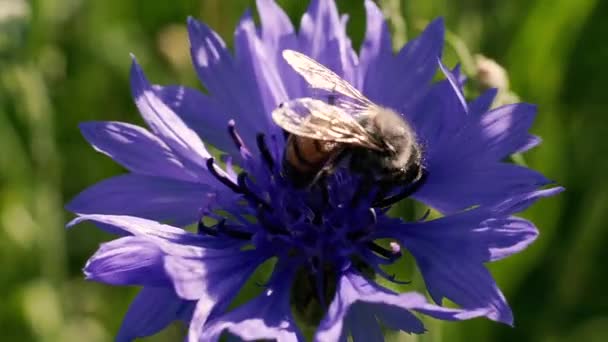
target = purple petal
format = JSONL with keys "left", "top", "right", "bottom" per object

{"left": 372, "top": 304, "right": 425, "bottom": 334}
{"left": 476, "top": 103, "right": 539, "bottom": 159}
{"left": 234, "top": 10, "right": 288, "bottom": 120}
{"left": 345, "top": 306, "right": 385, "bottom": 341}
{"left": 177, "top": 250, "right": 270, "bottom": 342}
{"left": 358, "top": 0, "right": 392, "bottom": 90}
{"left": 381, "top": 189, "right": 563, "bottom": 325}
{"left": 416, "top": 162, "right": 550, "bottom": 214}
{"left": 152, "top": 85, "right": 238, "bottom": 157}
{"left": 164, "top": 249, "right": 265, "bottom": 300}
{"left": 66, "top": 174, "right": 212, "bottom": 226}
{"left": 483, "top": 216, "right": 539, "bottom": 261}
{"left": 315, "top": 271, "right": 486, "bottom": 341}
{"left": 257, "top": 0, "right": 295, "bottom": 50}
{"left": 130, "top": 58, "right": 211, "bottom": 176}
{"left": 187, "top": 17, "right": 263, "bottom": 147}
{"left": 84, "top": 236, "right": 168, "bottom": 286}
{"left": 299, "top": 0, "right": 357, "bottom": 85}
{"left": 200, "top": 262, "right": 304, "bottom": 342}
{"left": 411, "top": 65, "right": 471, "bottom": 156}
{"left": 116, "top": 287, "right": 192, "bottom": 342}
{"left": 490, "top": 187, "right": 564, "bottom": 215}
{"left": 255, "top": 0, "right": 301, "bottom": 97}
{"left": 410, "top": 243, "right": 513, "bottom": 324}
{"left": 438, "top": 59, "right": 467, "bottom": 113}
{"left": 368, "top": 18, "right": 444, "bottom": 111}
{"left": 425, "top": 101, "right": 539, "bottom": 166}
{"left": 469, "top": 88, "right": 498, "bottom": 117}
{"left": 68, "top": 214, "right": 228, "bottom": 249}
{"left": 79, "top": 121, "right": 197, "bottom": 182}
{"left": 407, "top": 79, "right": 455, "bottom": 155}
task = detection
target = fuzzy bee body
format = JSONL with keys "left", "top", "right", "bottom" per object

{"left": 273, "top": 50, "right": 425, "bottom": 189}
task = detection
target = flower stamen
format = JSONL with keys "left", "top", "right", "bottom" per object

{"left": 206, "top": 158, "right": 241, "bottom": 193}
{"left": 237, "top": 173, "right": 271, "bottom": 210}
{"left": 367, "top": 241, "right": 402, "bottom": 261}
{"left": 227, "top": 119, "right": 250, "bottom": 156}
{"left": 216, "top": 219, "right": 254, "bottom": 240}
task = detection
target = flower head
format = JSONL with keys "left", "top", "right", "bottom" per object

{"left": 68, "top": 0, "right": 561, "bottom": 340}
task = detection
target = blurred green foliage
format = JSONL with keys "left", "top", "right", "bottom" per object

{"left": 0, "top": 0, "right": 606, "bottom": 340}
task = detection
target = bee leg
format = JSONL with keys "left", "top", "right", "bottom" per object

{"left": 256, "top": 133, "right": 275, "bottom": 170}
{"left": 372, "top": 170, "right": 428, "bottom": 208}
{"left": 308, "top": 148, "right": 348, "bottom": 187}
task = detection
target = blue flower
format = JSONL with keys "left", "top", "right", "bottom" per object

{"left": 67, "top": 0, "right": 562, "bottom": 340}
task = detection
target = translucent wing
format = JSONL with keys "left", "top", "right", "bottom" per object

{"left": 272, "top": 98, "right": 383, "bottom": 150}
{"left": 282, "top": 50, "right": 373, "bottom": 113}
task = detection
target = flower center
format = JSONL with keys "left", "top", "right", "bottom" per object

{"left": 199, "top": 121, "right": 421, "bottom": 319}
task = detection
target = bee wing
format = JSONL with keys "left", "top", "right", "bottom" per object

{"left": 282, "top": 50, "right": 373, "bottom": 112}
{"left": 272, "top": 98, "right": 383, "bottom": 150}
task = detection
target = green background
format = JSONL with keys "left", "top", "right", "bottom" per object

{"left": 0, "top": 0, "right": 605, "bottom": 340}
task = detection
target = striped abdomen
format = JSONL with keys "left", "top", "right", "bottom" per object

{"left": 283, "top": 135, "right": 340, "bottom": 186}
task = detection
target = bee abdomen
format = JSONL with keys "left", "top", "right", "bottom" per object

{"left": 287, "top": 136, "right": 332, "bottom": 170}
{"left": 283, "top": 136, "right": 337, "bottom": 186}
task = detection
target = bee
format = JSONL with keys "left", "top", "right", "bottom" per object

{"left": 272, "top": 50, "right": 425, "bottom": 195}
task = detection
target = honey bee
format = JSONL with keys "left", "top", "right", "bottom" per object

{"left": 272, "top": 50, "right": 425, "bottom": 194}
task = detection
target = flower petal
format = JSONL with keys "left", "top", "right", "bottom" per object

{"left": 345, "top": 306, "right": 385, "bottom": 341}
{"left": 79, "top": 121, "right": 197, "bottom": 181}
{"left": 116, "top": 287, "right": 193, "bottom": 342}
{"left": 299, "top": 0, "right": 357, "bottom": 85}
{"left": 483, "top": 216, "right": 539, "bottom": 262}
{"left": 66, "top": 174, "right": 212, "bottom": 226}
{"left": 130, "top": 58, "right": 211, "bottom": 176}
{"left": 256, "top": 0, "right": 296, "bottom": 52}
{"left": 187, "top": 17, "right": 263, "bottom": 146}
{"left": 416, "top": 163, "right": 550, "bottom": 213}
{"left": 255, "top": 0, "right": 300, "bottom": 97}
{"left": 315, "top": 271, "right": 486, "bottom": 341}
{"left": 368, "top": 18, "right": 444, "bottom": 111}
{"left": 152, "top": 85, "right": 238, "bottom": 156}
{"left": 405, "top": 239, "right": 513, "bottom": 324}
{"left": 201, "top": 262, "right": 304, "bottom": 342}
{"left": 383, "top": 189, "right": 563, "bottom": 324}
{"left": 164, "top": 250, "right": 265, "bottom": 301}
{"left": 68, "top": 213, "right": 231, "bottom": 249}
{"left": 469, "top": 88, "right": 498, "bottom": 117}
{"left": 438, "top": 59, "right": 467, "bottom": 114}
{"left": 234, "top": 10, "right": 288, "bottom": 120}
{"left": 358, "top": 0, "right": 392, "bottom": 90}
{"left": 475, "top": 103, "right": 540, "bottom": 159}
{"left": 174, "top": 250, "right": 269, "bottom": 342}
{"left": 84, "top": 236, "right": 169, "bottom": 286}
